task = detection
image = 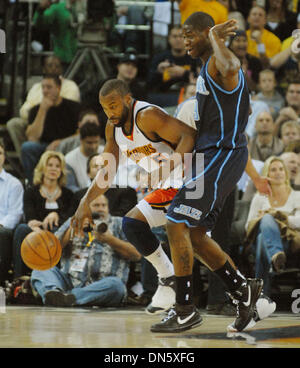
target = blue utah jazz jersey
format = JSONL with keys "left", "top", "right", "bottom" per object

{"left": 194, "top": 58, "right": 250, "bottom": 151}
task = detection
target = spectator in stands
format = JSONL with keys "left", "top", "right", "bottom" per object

{"left": 31, "top": 193, "right": 141, "bottom": 307}
{"left": 217, "top": 0, "right": 246, "bottom": 29}
{"left": 277, "top": 12, "right": 300, "bottom": 52}
{"left": 265, "top": 0, "right": 297, "bottom": 42}
{"left": 245, "top": 156, "right": 300, "bottom": 296}
{"left": 270, "top": 14, "right": 300, "bottom": 91}
{"left": 57, "top": 108, "right": 103, "bottom": 156}
{"left": 33, "top": 0, "right": 81, "bottom": 69}
{"left": 68, "top": 153, "right": 138, "bottom": 218}
{"left": 248, "top": 111, "right": 284, "bottom": 162}
{"left": 280, "top": 120, "right": 300, "bottom": 146}
{"left": 115, "top": 49, "right": 147, "bottom": 101}
{"left": 274, "top": 81, "right": 300, "bottom": 136}
{"left": 176, "top": 0, "right": 228, "bottom": 25}
{"left": 147, "top": 25, "right": 197, "bottom": 98}
{"left": 280, "top": 151, "right": 300, "bottom": 189}
{"left": 246, "top": 6, "right": 281, "bottom": 66}
{"left": 65, "top": 123, "right": 104, "bottom": 192}
{"left": 21, "top": 74, "right": 81, "bottom": 184}
{"left": 253, "top": 69, "right": 285, "bottom": 120}
{"left": 0, "top": 139, "right": 24, "bottom": 286}
{"left": 228, "top": 29, "right": 263, "bottom": 92}
{"left": 6, "top": 56, "right": 80, "bottom": 156}
{"left": 12, "top": 151, "right": 73, "bottom": 278}
{"left": 246, "top": 97, "right": 271, "bottom": 139}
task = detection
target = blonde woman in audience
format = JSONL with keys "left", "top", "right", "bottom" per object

{"left": 12, "top": 151, "right": 73, "bottom": 278}
{"left": 246, "top": 156, "right": 300, "bottom": 295}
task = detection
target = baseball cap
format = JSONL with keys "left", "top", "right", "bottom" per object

{"left": 119, "top": 47, "right": 138, "bottom": 65}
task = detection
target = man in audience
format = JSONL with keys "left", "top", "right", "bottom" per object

{"left": 280, "top": 120, "right": 300, "bottom": 147}
{"left": 0, "top": 139, "right": 24, "bottom": 286}
{"left": 21, "top": 74, "right": 81, "bottom": 184}
{"left": 246, "top": 6, "right": 281, "bottom": 64}
{"left": 6, "top": 55, "right": 80, "bottom": 156}
{"left": 56, "top": 108, "right": 103, "bottom": 156}
{"left": 280, "top": 151, "right": 300, "bottom": 190}
{"left": 147, "top": 25, "right": 197, "bottom": 100}
{"left": 274, "top": 81, "right": 300, "bottom": 136}
{"left": 65, "top": 122, "right": 104, "bottom": 192}
{"left": 249, "top": 111, "right": 284, "bottom": 162}
{"left": 31, "top": 194, "right": 141, "bottom": 307}
{"left": 228, "top": 29, "right": 263, "bottom": 93}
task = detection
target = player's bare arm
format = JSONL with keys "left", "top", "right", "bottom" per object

{"left": 71, "top": 121, "right": 120, "bottom": 235}
{"left": 137, "top": 107, "right": 197, "bottom": 173}
{"left": 207, "top": 19, "right": 241, "bottom": 91}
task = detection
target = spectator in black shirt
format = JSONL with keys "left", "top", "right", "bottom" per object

{"left": 228, "top": 29, "right": 263, "bottom": 93}
{"left": 265, "top": 0, "right": 297, "bottom": 42}
{"left": 147, "top": 25, "right": 197, "bottom": 94}
{"left": 21, "top": 74, "right": 81, "bottom": 183}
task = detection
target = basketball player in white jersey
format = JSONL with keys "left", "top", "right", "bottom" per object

{"left": 72, "top": 78, "right": 197, "bottom": 314}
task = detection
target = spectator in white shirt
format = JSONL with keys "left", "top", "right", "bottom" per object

{"left": 0, "top": 139, "right": 24, "bottom": 285}
{"left": 66, "top": 122, "right": 104, "bottom": 192}
{"left": 246, "top": 156, "right": 300, "bottom": 295}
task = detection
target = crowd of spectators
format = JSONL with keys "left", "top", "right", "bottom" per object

{"left": 0, "top": 0, "right": 300, "bottom": 311}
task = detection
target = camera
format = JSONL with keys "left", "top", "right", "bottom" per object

{"left": 83, "top": 212, "right": 108, "bottom": 233}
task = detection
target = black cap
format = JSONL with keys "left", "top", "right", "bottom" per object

{"left": 228, "top": 30, "right": 247, "bottom": 47}
{"left": 119, "top": 47, "right": 138, "bottom": 65}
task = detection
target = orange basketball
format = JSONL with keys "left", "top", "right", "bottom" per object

{"left": 21, "top": 230, "right": 62, "bottom": 271}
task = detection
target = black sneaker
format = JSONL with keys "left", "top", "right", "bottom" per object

{"left": 230, "top": 278, "right": 263, "bottom": 332}
{"left": 150, "top": 303, "right": 203, "bottom": 333}
{"left": 44, "top": 289, "right": 76, "bottom": 307}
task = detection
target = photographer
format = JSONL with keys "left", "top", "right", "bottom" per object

{"left": 31, "top": 194, "right": 141, "bottom": 307}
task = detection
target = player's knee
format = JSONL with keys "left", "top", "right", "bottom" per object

{"left": 122, "top": 216, "right": 159, "bottom": 256}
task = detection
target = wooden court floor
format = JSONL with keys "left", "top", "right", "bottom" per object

{"left": 1, "top": 305, "right": 300, "bottom": 348}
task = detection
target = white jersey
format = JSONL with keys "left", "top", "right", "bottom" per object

{"left": 114, "top": 100, "right": 183, "bottom": 189}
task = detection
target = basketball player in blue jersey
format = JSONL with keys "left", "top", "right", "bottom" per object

{"left": 151, "top": 12, "right": 268, "bottom": 333}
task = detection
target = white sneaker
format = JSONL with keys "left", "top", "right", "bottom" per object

{"left": 227, "top": 293, "right": 276, "bottom": 332}
{"left": 145, "top": 275, "right": 176, "bottom": 315}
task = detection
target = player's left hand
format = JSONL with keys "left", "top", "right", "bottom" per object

{"left": 209, "top": 19, "right": 238, "bottom": 42}
{"left": 71, "top": 199, "right": 92, "bottom": 238}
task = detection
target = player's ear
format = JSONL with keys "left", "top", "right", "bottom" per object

{"left": 124, "top": 93, "right": 132, "bottom": 105}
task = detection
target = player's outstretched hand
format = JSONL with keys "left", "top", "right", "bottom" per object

{"left": 209, "top": 19, "right": 238, "bottom": 43}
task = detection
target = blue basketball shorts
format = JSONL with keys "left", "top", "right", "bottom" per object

{"left": 166, "top": 146, "right": 248, "bottom": 230}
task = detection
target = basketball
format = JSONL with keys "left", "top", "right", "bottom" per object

{"left": 21, "top": 230, "right": 62, "bottom": 271}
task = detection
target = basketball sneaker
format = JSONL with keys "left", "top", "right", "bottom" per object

{"left": 228, "top": 278, "right": 263, "bottom": 332}
{"left": 150, "top": 303, "right": 203, "bottom": 333}
{"left": 145, "top": 275, "right": 176, "bottom": 315}
{"left": 227, "top": 293, "right": 276, "bottom": 332}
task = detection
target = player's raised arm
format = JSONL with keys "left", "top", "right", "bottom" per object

{"left": 137, "top": 107, "right": 197, "bottom": 180}
{"left": 71, "top": 122, "right": 120, "bottom": 235}
{"left": 207, "top": 19, "right": 241, "bottom": 90}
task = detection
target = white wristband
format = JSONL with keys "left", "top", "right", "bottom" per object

{"left": 257, "top": 43, "right": 266, "bottom": 54}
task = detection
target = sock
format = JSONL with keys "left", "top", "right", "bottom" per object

{"left": 214, "top": 261, "right": 246, "bottom": 294}
{"left": 176, "top": 275, "right": 193, "bottom": 305}
{"left": 145, "top": 244, "right": 174, "bottom": 279}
